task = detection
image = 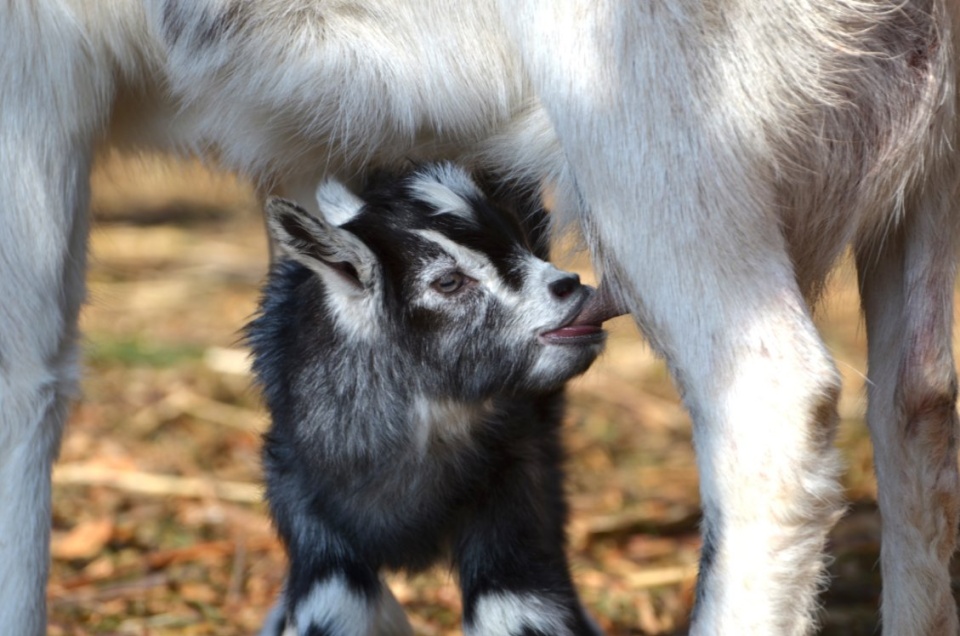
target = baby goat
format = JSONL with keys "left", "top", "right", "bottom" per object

{"left": 247, "top": 164, "right": 619, "bottom": 636}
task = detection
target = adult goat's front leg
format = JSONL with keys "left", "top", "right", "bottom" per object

{"left": 606, "top": 227, "right": 844, "bottom": 636}
{"left": 503, "top": 4, "right": 845, "bottom": 632}
{"left": 856, "top": 192, "right": 960, "bottom": 635}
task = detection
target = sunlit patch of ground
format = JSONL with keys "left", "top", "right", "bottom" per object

{"left": 48, "top": 153, "right": 955, "bottom": 635}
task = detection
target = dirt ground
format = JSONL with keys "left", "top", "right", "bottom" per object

{"left": 46, "top": 153, "right": 955, "bottom": 635}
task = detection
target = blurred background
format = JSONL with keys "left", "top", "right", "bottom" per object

{"left": 48, "top": 153, "right": 937, "bottom": 634}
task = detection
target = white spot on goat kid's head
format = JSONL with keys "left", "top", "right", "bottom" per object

{"left": 408, "top": 163, "right": 483, "bottom": 221}
{"left": 315, "top": 179, "right": 365, "bottom": 226}
{"left": 264, "top": 196, "right": 380, "bottom": 338}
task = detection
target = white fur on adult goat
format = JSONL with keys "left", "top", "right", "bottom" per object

{"left": 1, "top": 1, "right": 958, "bottom": 635}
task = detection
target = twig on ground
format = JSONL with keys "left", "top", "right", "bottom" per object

{"left": 626, "top": 564, "right": 698, "bottom": 590}
{"left": 129, "top": 386, "right": 264, "bottom": 436}
{"left": 53, "top": 463, "right": 262, "bottom": 503}
{"left": 51, "top": 538, "right": 279, "bottom": 592}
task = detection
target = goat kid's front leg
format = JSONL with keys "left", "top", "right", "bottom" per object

{"left": 856, "top": 191, "right": 960, "bottom": 635}
{"left": 265, "top": 551, "right": 412, "bottom": 636}
{"left": 455, "top": 431, "right": 600, "bottom": 636}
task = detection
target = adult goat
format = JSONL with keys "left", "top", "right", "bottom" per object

{"left": 2, "top": 1, "right": 958, "bottom": 634}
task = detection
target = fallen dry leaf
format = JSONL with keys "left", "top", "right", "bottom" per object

{"left": 52, "top": 518, "right": 115, "bottom": 561}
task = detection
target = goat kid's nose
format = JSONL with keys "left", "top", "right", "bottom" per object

{"left": 548, "top": 273, "right": 581, "bottom": 300}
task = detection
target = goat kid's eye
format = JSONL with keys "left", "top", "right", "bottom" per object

{"left": 433, "top": 271, "right": 467, "bottom": 294}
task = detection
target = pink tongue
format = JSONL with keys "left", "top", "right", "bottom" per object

{"left": 546, "top": 324, "right": 602, "bottom": 338}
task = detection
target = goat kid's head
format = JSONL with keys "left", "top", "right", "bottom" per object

{"left": 265, "top": 164, "right": 612, "bottom": 398}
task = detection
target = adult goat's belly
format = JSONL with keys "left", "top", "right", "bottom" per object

{"left": 133, "top": 0, "right": 537, "bottom": 180}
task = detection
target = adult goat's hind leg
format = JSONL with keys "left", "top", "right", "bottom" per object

{"left": 0, "top": 6, "right": 109, "bottom": 633}
{"left": 0, "top": 117, "right": 93, "bottom": 636}
{"left": 856, "top": 190, "right": 960, "bottom": 635}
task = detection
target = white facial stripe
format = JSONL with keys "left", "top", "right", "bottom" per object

{"left": 315, "top": 179, "right": 365, "bottom": 226}
{"left": 410, "top": 180, "right": 475, "bottom": 220}
{"left": 293, "top": 575, "right": 372, "bottom": 634}
{"left": 515, "top": 254, "right": 587, "bottom": 336}
{"left": 412, "top": 229, "right": 522, "bottom": 307}
{"left": 468, "top": 593, "right": 573, "bottom": 636}
{"left": 409, "top": 164, "right": 483, "bottom": 220}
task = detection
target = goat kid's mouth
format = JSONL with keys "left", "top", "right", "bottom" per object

{"left": 539, "top": 282, "right": 628, "bottom": 346}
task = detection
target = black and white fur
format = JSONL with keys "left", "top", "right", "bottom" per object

{"left": 248, "top": 164, "right": 606, "bottom": 636}
{"left": 6, "top": 1, "right": 960, "bottom": 634}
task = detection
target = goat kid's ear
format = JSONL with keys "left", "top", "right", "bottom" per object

{"left": 265, "top": 197, "right": 378, "bottom": 293}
